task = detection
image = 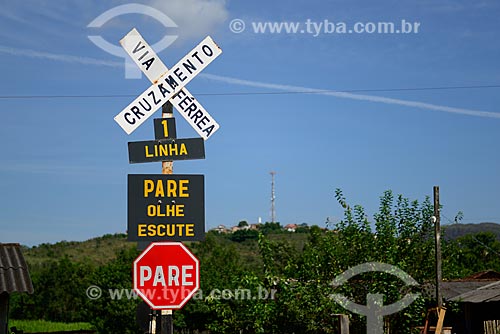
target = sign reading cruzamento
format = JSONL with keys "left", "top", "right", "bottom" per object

{"left": 128, "top": 174, "right": 205, "bottom": 242}
{"left": 115, "top": 36, "right": 222, "bottom": 135}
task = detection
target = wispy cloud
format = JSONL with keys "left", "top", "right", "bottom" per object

{"left": 0, "top": 45, "right": 121, "bottom": 67}
{"left": 0, "top": 44, "right": 498, "bottom": 120}
{"left": 200, "top": 73, "right": 500, "bottom": 119}
{"left": 0, "top": 6, "right": 31, "bottom": 25}
{"left": 0, "top": 161, "right": 101, "bottom": 176}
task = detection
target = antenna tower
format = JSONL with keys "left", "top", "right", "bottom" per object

{"left": 270, "top": 171, "right": 276, "bottom": 223}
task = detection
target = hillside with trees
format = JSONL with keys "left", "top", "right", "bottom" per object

{"left": 443, "top": 222, "right": 500, "bottom": 240}
{"left": 10, "top": 190, "right": 500, "bottom": 333}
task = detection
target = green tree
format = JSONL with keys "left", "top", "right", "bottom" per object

{"left": 238, "top": 221, "right": 249, "bottom": 228}
{"left": 251, "top": 189, "right": 437, "bottom": 333}
{"left": 85, "top": 247, "right": 141, "bottom": 334}
{"left": 259, "top": 222, "right": 282, "bottom": 235}
{"left": 178, "top": 234, "right": 253, "bottom": 333}
{"left": 10, "top": 257, "right": 94, "bottom": 322}
{"left": 229, "top": 229, "right": 259, "bottom": 242}
{"left": 444, "top": 232, "right": 500, "bottom": 276}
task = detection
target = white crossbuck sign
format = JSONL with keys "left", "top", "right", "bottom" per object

{"left": 114, "top": 28, "right": 222, "bottom": 139}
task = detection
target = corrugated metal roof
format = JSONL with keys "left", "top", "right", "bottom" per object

{"left": 441, "top": 281, "right": 493, "bottom": 300}
{"left": 0, "top": 243, "right": 34, "bottom": 294}
{"left": 451, "top": 281, "right": 500, "bottom": 303}
{"left": 422, "top": 281, "right": 492, "bottom": 300}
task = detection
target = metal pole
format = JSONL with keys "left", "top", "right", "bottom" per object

{"left": 270, "top": 171, "right": 276, "bottom": 223}
{"left": 161, "top": 101, "right": 174, "bottom": 334}
{"left": 433, "top": 186, "right": 443, "bottom": 309}
{"left": 162, "top": 103, "right": 174, "bottom": 175}
{"left": 150, "top": 310, "right": 157, "bottom": 334}
{"left": 160, "top": 310, "right": 173, "bottom": 334}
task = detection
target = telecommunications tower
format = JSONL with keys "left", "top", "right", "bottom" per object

{"left": 270, "top": 171, "right": 276, "bottom": 223}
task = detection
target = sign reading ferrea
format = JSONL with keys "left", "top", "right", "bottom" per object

{"left": 128, "top": 174, "right": 204, "bottom": 241}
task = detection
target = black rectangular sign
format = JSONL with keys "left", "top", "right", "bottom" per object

{"left": 128, "top": 138, "right": 205, "bottom": 164}
{"left": 154, "top": 118, "right": 177, "bottom": 139}
{"left": 128, "top": 174, "right": 205, "bottom": 242}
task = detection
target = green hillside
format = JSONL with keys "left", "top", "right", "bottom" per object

{"left": 443, "top": 222, "right": 500, "bottom": 240}
{"left": 21, "top": 230, "right": 310, "bottom": 271}
{"left": 22, "top": 233, "right": 132, "bottom": 268}
{"left": 20, "top": 222, "right": 500, "bottom": 269}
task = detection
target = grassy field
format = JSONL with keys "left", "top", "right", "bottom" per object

{"left": 9, "top": 320, "right": 94, "bottom": 332}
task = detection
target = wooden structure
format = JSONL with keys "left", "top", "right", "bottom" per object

{"left": 332, "top": 314, "right": 349, "bottom": 334}
{"left": 451, "top": 280, "right": 500, "bottom": 334}
{"left": 418, "top": 307, "right": 452, "bottom": 334}
{"left": 0, "top": 243, "right": 34, "bottom": 334}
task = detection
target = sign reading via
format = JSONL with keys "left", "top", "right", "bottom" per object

{"left": 128, "top": 174, "right": 205, "bottom": 242}
{"left": 116, "top": 29, "right": 221, "bottom": 139}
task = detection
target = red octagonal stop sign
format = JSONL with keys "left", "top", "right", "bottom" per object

{"left": 133, "top": 242, "right": 200, "bottom": 309}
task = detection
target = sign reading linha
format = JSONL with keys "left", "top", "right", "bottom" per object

{"left": 128, "top": 138, "right": 205, "bottom": 164}
{"left": 128, "top": 174, "right": 205, "bottom": 242}
{"left": 115, "top": 35, "right": 222, "bottom": 135}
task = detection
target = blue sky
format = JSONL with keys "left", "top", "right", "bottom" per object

{"left": 1, "top": 0, "right": 499, "bottom": 246}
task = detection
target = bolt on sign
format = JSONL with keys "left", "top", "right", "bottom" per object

{"left": 128, "top": 174, "right": 204, "bottom": 242}
{"left": 115, "top": 28, "right": 221, "bottom": 139}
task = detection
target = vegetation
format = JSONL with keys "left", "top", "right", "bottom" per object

{"left": 9, "top": 190, "right": 500, "bottom": 333}
{"left": 9, "top": 320, "right": 93, "bottom": 332}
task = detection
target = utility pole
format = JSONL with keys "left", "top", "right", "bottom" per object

{"left": 160, "top": 102, "right": 174, "bottom": 334}
{"left": 433, "top": 186, "right": 443, "bottom": 309}
{"left": 270, "top": 171, "right": 276, "bottom": 223}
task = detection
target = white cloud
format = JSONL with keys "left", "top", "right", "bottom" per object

{"left": 149, "top": 0, "right": 229, "bottom": 41}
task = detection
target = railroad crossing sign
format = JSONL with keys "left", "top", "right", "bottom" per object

{"left": 115, "top": 28, "right": 221, "bottom": 139}
{"left": 133, "top": 242, "right": 200, "bottom": 309}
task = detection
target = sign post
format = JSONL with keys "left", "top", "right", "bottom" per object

{"left": 161, "top": 102, "right": 174, "bottom": 334}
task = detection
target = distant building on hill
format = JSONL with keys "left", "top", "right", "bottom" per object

{"left": 212, "top": 225, "right": 230, "bottom": 233}
{"left": 284, "top": 224, "right": 298, "bottom": 232}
